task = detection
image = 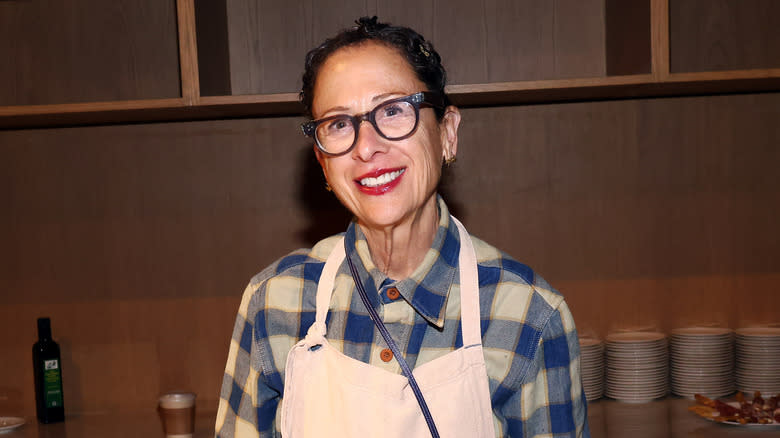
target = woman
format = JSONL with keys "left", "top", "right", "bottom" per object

{"left": 216, "top": 17, "right": 589, "bottom": 438}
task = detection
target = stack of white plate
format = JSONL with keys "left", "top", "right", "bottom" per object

{"left": 669, "top": 327, "right": 734, "bottom": 398}
{"left": 735, "top": 327, "right": 780, "bottom": 395}
{"left": 579, "top": 337, "right": 605, "bottom": 401}
{"left": 605, "top": 331, "right": 669, "bottom": 403}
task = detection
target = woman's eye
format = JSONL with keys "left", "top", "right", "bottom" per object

{"left": 326, "top": 118, "right": 350, "bottom": 132}
{"left": 382, "top": 104, "right": 405, "bottom": 118}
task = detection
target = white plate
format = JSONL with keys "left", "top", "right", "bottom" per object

{"left": 671, "top": 340, "right": 732, "bottom": 347}
{"left": 736, "top": 342, "right": 780, "bottom": 348}
{"left": 606, "top": 332, "right": 666, "bottom": 343}
{"left": 735, "top": 369, "right": 780, "bottom": 377}
{"left": 671, "top": 343, "right": 732, "bottom": 350}
{"left": 735, "top": 370, "right": 780, "bottom": 379}
{"left": 669, "top": 361, "right": 736, "bottom": 372}
{"left": 735, "top": 342, "right": 780, "bottom": 349}
{"left": 606, "top": 392, "right": 668, "bottom": 403}
{"left": 606, "top": 347, "right": 668, "bottom": 355}
{"left": 673, "top": 355, "right": 733, "bottom": 363}
{"left": 0, "top": 417, "right": 25, "bottom": 433}
{"left": 579, "top": 337, "right": 602, "bottom": 348}
{"left": 671, "top": 367, "right": 734, "bottom": 375}
{"left": 671, "top": 380, "right": 734, "bottom": 388}
{"left": 671, "top": 327, "right": 733, "bottom": 337}
{"left": 735, "top": 327, "right": 780, "bottom": 337}
{"left": 606, "top": 354, "right": 668, "bottom": 363}
{"left": 606, "top": 345, "right": 668, "bottom": 353}
{"left": 606, "top": 390, "right": 669, "bottom": 399}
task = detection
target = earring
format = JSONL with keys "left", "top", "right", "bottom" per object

{"left": 445, "top": 156, "right": 457, "bottom": 166}
{"left": 325, "top": 182, "right": 332, "bottom": 192}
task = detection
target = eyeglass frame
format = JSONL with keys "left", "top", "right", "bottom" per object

{"left": 300, "top": 91, "right": 446, "bottom": 157}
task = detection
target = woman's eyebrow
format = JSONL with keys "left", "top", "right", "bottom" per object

{"left": 318, "top": 105, "right": 351, "bottom": 117}
{"left": 319, "top": 92, "right": 406, "bottom": 117}
{"left": 371, "top": 92, "right": 402, "bottom": 103}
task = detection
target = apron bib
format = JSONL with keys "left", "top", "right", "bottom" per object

{"left": 281, "top": 218, "right": 495, "bottom": 437}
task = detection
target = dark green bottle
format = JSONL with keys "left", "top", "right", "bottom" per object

{"left": 32, "top": 317, "right": 65, "bottom": 423}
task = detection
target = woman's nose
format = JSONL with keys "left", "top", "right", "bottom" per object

{"left": 351, "top": 120, "right": 387, "bottom": 161}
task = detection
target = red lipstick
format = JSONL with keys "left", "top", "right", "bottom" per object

{"left": 354, "top": 167, "right": 405, "bottom": 195}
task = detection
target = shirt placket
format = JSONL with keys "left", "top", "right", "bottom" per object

{"left": 368, "top": 286, "right": 416, "bottom": 373}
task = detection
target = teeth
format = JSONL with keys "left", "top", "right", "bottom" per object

{"left": 360, "top": 169, "right": 405, "bottom": 187}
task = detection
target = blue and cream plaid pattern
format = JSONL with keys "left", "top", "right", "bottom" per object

{"left": 216, "top": 198, "right": 589, "bottom": 437}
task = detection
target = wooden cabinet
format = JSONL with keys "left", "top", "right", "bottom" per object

{"left": 670, "top": 0, "right": 780, "bottom": 73}
{"left": 0, "top": 0, "right": 181, "bottom": 107}
{"left": 0, "top": 0, "right": 779, "bottom": 127}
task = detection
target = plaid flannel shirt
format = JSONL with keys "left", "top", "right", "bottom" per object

{"left": 216, "top": 198, "right": 589, "bottom": 437}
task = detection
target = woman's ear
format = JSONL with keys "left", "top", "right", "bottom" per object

{"left": 314, "top": 145, "right": 330, "bottom": 183}
{"left": 440, "top": 106, "right": 461, "bottom": 162}
{"left": 314, "top": 144, "right": 326, "bottom": 168}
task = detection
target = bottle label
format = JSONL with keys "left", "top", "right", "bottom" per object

{"left": 43, "top": 359, "right": 64, "bottom": 408}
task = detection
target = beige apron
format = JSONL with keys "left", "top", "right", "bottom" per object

{"left": 281, "top": 218, "right": 495, "bottom": 437}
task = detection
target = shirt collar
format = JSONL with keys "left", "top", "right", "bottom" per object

{"left": 343, "top": 196, "right": 460, "bottom": 328}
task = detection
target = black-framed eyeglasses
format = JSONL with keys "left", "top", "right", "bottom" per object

{"left": 301, "top": 91, "right": 445, "bottom": 157}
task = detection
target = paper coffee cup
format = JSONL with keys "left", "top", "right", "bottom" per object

{"left": 158, "top": 392, "right": 196, "bottom": 438}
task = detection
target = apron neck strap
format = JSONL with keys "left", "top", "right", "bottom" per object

{"left": 451, "top": 217, "right": 481, "bottom": 347}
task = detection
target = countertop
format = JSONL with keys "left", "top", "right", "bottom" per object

{"left": 2, "top": 397, "right": 778, "bottom": 437}
{"left": 1, "top": 409, "right": 215, "bottom": 438}
{"left": 588, "top": 397, "right": 779, "bottom": 438}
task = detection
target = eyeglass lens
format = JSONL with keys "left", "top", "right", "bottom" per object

{"left": 315, "top": 99, "right": 417, "bottom": 155}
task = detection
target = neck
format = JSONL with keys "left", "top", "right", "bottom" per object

{"left": 359, "top": 197, "right": 440, "bottom": 280}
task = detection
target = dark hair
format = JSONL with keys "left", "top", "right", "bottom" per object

{"left": 300, "top": 16, "right": 449, "bottom": 120}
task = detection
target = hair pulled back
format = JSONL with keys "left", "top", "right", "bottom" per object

{"left": 300, "top": 16, "right": 449, "bottom": 120}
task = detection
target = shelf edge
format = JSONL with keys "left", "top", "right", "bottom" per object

{"left": 3, "top": 71, "right": 780, "bottom": 129}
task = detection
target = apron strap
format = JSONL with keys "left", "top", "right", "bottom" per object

{"left": 312, "top": 236, "right": 346, "bottom": 336}
{"left": 451, "top": 217, "right": 482, "bottom": 347}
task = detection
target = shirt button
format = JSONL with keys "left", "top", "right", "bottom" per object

{"left": 380, "top": 348, "right": 393, "bottom": 362}
{"left": 386, "top": 287, "right": 400, "bottom": 300}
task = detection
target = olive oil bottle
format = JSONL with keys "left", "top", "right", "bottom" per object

{"left": 32, "top": 317, "right": 65, "bottom": 423}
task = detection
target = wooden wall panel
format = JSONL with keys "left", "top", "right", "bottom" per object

{"left": 221, "top": 0, "right": 608, "bottom": 94}
{"left": 195, "top": 0, "right": 232, "bottom": 96}
{"left": 670, "top": 0, "right": 780, "bottom": 73}
{"left": 1, "top": 93, "right": 779, "bottom": 415}
{"left": 449, "top": 93, "right": 780, "bottom": 335}
{"left": 605, "top": 0, "right": 652, "bottom": 75}
{"left": 551, "top": 0, "right": 607, "bottom": 79}
{"left": 226, "top": 0, "right": 308, "bottom": 95}
{"left": 0, "top": 0, "right": 180, "bottom": 106}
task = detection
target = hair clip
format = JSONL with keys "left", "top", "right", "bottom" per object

{"left": 419, "top": 44, "right": 431, "bottom": 58}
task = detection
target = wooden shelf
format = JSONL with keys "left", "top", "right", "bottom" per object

{"left": 3, "top": 69, "right": 780, "bottom": 129}
{"left": 2, "top": 0, "right": 779, "bottom": 130}
{"left": 449, "top": 69, "right": 780, "bottom": 107}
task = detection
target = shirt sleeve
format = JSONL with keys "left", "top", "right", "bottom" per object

{"left": 502, "top": 300, "right": 590, "bottom": 438}
{"left": 215, "top": 282, "right": 281, "bottom": 438}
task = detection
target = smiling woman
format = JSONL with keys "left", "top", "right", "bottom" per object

{"left": 309, "top": 42, "right": 460, "bottom": 268}
{"left": 216, "top": 16, "right": 590, "bottom": 438}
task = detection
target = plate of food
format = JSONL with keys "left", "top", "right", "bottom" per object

{"left": 689, "top": 392, "right": 780, "bottom": 429}
{"left": 0, "top": 417, "right": 25, "bottom": 433}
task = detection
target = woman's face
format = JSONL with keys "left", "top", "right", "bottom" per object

{"left": 312, "top": 42, "right": 460, "bottom": 230}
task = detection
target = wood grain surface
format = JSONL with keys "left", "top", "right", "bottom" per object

{"left": 2, "top": 93, "right": 779, "bottom": 414}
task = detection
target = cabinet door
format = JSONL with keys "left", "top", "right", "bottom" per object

{"left": 0, "top": 0, "right": 181, "bottom": 106}
{"left": 670, "top": 0, "right": 780, "bottom": 73}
